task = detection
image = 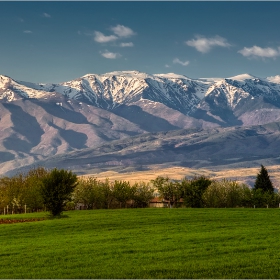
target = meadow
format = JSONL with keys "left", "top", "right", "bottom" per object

{"left": 1, "top": 208, "right": 280, "bottom": 278}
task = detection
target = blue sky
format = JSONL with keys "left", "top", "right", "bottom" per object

{"left": 1, "top": 1, "right": 280, "bottom": 83}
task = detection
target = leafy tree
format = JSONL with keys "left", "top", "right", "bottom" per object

{"left": 239, "top": 184, "right": 253, "bottom": 208}
{"left": 202, "top": 180, "right": 227, "bottom": 208}
{"left": 0, "top": 167, "right": 49, "bottom": 214}
{"left": 152, "top": 176, "right": 182, "bottom": 208}
{"left": 181, "top": 176, "right": 212, "bottom": 208}
{"left": 41, "top": 168, "right": 78, "bottom": 216}
{"left": 252, "top": 188, "right": 280, "bottom": 208}
{"left": 74, "top": 177, "right": 99, "bottom": 209}
{"left": 254, "top": 165, "right": 274, "bottom": 193}
{"left": 22, "top": 167, "right": 49, "bottom": 212}
{"left": 99, "top": 179, "right": 115, "bottom": 209}
{"left": 113, "top": 180, "right": 133, "bottom": 208}
{"left": 132, "top": 182, "right": 155, "bottom": 208}
{"left": 203, "top": 179, "right": 250, "bottom": 208}
{"left": 0, "top": 174, "right": 25, "bottom": 213}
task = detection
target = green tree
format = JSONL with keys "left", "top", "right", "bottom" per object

{"left": 132, "top": 182, "right": 155, "bottom": 208}
{"left": 74, "top": 177, "right": 99, "bottom": 209}
{"left": 151, "top": 176, "right": 182, "bottom": 208}
{"left": 202, "top": 180, "right": 249, "bottom": 208}
{"left": 0, "top": 174, "right": 25, "bottom": 213}
{"left": 0, "top": 167, "right": 49, "bottom": 214}
{"left": 252, "top": 188, "right": 279, "bottom": 208}
{"left": 41, "top": 168, "right": 78, "bottom": 216}
{"left": 254, "top": 165, "right": 274, "bottom": 193}
{"left": 181, "top": 176, "right": 212, "bottom": 208}
{"left": 100, "top": 179, "right": 115, "bottom": 209}
{"left": 22, "top": 167, "right": 49, "bottom": 212}
{"left": 113, "top": 180, "right": 133, "bottom": 208}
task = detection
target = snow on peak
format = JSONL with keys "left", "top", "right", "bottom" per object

{"left": 227, "top": 73, "right": 258, "bottom": 81}
{"left": 0, "top": 74, "right": 11, "bottom": 80}
{"left": 103, "top": 70, "right": 153, "bottom": 79}
{"left": 154, "top": 73, "right": 190, "bottom": 80}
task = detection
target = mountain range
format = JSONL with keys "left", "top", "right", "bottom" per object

{"left": 1, "top": 71, "right": 280, "bottom": 176}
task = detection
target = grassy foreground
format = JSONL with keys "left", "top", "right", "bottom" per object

{"left": 1, "top": 208, "right": 280, "bottom": 278}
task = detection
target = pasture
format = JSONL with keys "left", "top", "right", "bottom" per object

{"left": 1, "top": 208, "right": 280, "bottom": 278}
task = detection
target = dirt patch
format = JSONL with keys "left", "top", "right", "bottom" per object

{"left": 0, "top": 218, "right": 45, "bottom": 224}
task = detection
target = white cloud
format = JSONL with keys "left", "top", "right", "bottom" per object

{"left": 186, "top": 35, "right": 231, "bottom": 53}
{"left": 173, "top": 58, "right": 189, "bottom": 66}
{"left": 101, "top": 50, "right": 121, "bottom": 59}
{"left": 165, "top": 64, "right": 170, "bottom": 68}
{"left": 23, "top": 30, "right": 32, "bottom": 34}
{"left": 42, "top": 13, "right": 51, "bottom": 18}
{"left": 111, "top": 24, "right": 136, "bottom": 38}
{"left": 94, "top": 31, "right": 118, "bottom": 43}
{"left": 238, "top": 45, "right": 280, "bottom": 59}
{"left": 120, "top": 42, "right": 134, "bottom": 47}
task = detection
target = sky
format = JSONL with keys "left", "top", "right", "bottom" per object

{"left": 1, "top": 1, "right": 280, "bottom": 83}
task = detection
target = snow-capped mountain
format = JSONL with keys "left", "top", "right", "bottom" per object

{"left": 0, "top": 75, "right": 51, "bottom": 101}
{"left": 0, "top": 71, "right": 280, "bottom": 125}
{"left": 1, "top": 71, "right": 210, "bottom": 114}
{"left": 1, "top": 70, "right": 280, "bottom": 175}
{"left": 46, "top": 71, "right": 209, "bottom": 114}
{"left": 201, "top": 74, "right": 280, "bottom": 110}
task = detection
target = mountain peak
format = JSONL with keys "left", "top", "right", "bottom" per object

{"left": 103, "top": 70, "right": 152, "bottom": 79}
{"left": 154, "top": 73, "right": 191, "bottom": 80}
{"left": 0, "top": 75, "right": 13, "bottom": 83}
{"left": 227, "top": 73, "right": 258, "bottom": 81}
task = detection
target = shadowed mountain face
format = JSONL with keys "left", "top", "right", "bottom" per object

{"left": 0, "top": 97, "right": 147, "bottom": 174}
{"left": 2, "top": 103, "right": 44, "bottom": 152}
{"left": 6, "top": 122, "right": 280, "bottom": 176}
{"left": 1, "top": 71, "right": 280, "bottom": 175}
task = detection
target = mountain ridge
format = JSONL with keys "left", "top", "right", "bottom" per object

{"left": 1, "top": 70, "right": 280, "bottom": 176}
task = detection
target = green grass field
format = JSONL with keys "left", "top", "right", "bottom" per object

{"left": 1, "top": 208, "right": 280, "bottom": 278}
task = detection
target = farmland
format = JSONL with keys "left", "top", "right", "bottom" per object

{"left": 1, "top": 208, "right": 280, "bottom": 278}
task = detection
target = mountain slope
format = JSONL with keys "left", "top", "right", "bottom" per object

{"left": 6, "top": 121, "right": 280, "bottom": 176}
{"left": 195, "top": 73, "right": 280, "bottom": 126}
{"left": 0, "top": 95, "right": 148, "bottom": 174}
{"left": 1, "top": 71, "right": 280, "bottom": 176}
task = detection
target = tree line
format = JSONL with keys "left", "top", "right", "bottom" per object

{"left": 0, "top": 165, "right": 278, "bottom": 216}
{"left": 152, "top": 165, "right": 279, "bottom": 209}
